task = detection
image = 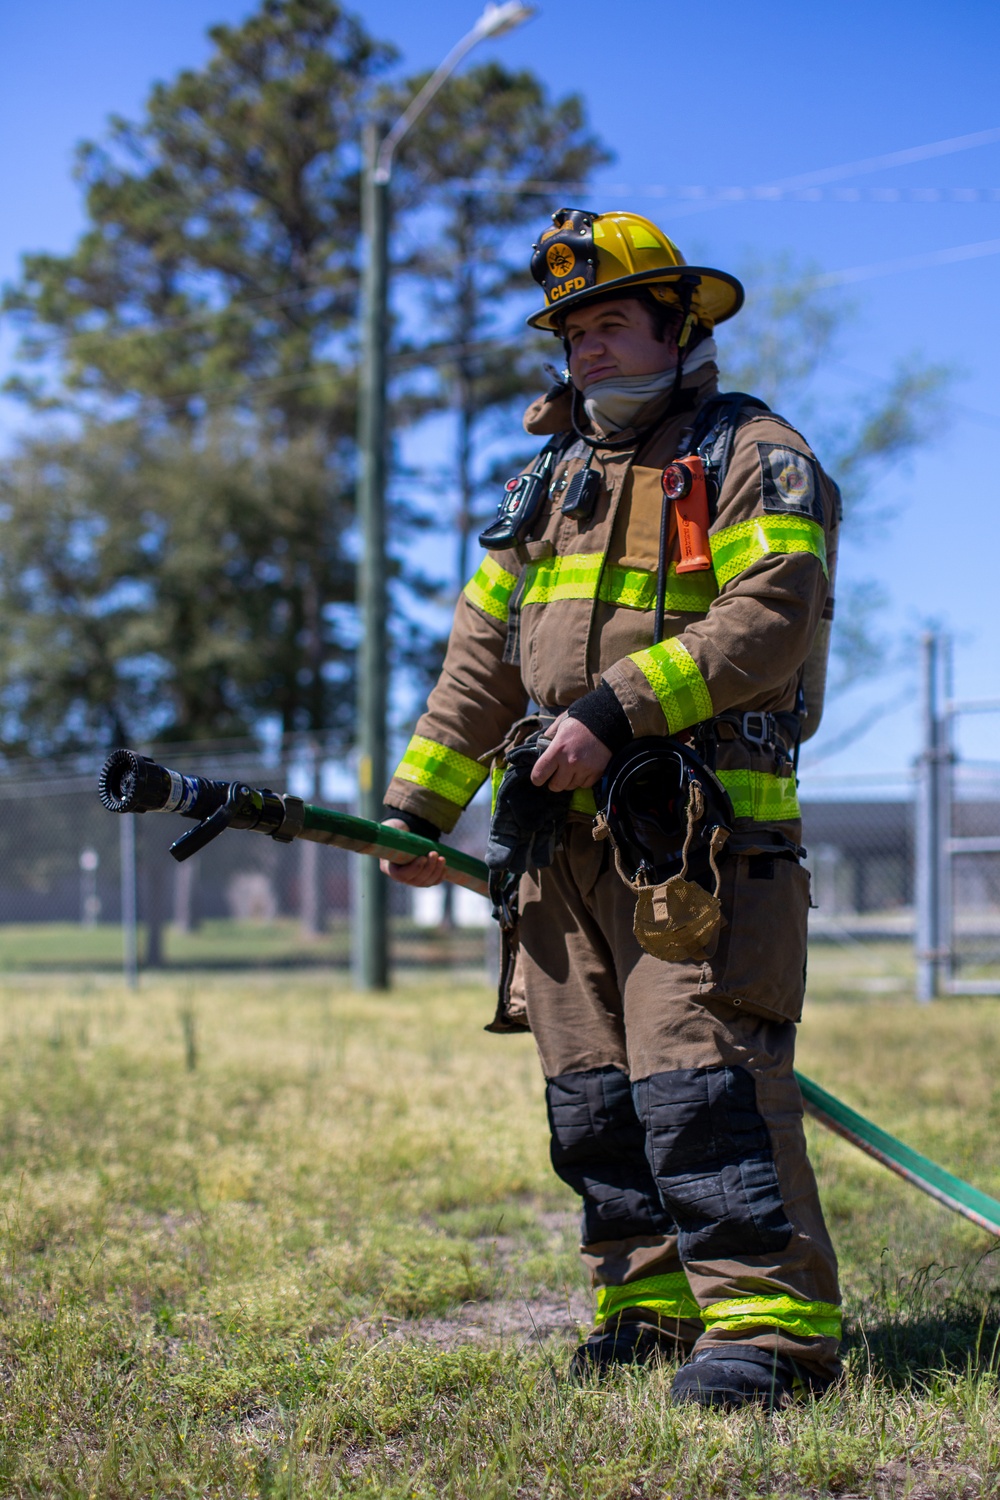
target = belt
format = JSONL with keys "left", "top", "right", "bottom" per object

{"left": 711, "top": 710, "right": 800, "bottom": 752}
{"left": 540, "top": 703, "right": 800, "bottom": 757}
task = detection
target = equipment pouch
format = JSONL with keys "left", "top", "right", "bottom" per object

{"left": 699, "top": 850, "right": 810, "bottom": 1023}
{"left": 633, "top": 871, "right": 724, "bottom": 962}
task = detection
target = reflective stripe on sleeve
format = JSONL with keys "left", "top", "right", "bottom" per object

{"left": 463, "top": 556, "right": 517, "bottom": 621}
{"left": 627, "top": 637, "right": 713, "bottom": 733}
{"left": 701, "top": 1295, "right": 841, "bottom": 1343}
{"left": 711, "top": 514, "right": 827, "bottom": 589}
{"left": 521, "top": 552, "right": 716, "bottom": 614}
{"left": 394, "top": 734, "right": 488, "bottom": 809}
{"left": 717, "top": 768, "right": 801, "bottom": 821}
{"left": 595, "top": 1271, "right": 701, "bottom": 1326}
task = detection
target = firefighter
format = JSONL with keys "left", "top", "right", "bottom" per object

{"left": 380, "top": 209, "right": 842, "bottom": 1408}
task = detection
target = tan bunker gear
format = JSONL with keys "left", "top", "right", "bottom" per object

{"left": 385, "top": 211, "right": 842, "bottom": 1383}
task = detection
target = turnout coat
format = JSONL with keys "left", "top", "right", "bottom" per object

{"left": 385, "top": 361, "right": 840, "bottom": 854}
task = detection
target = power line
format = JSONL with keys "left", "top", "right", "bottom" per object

{"left": 444, "top": 123, "right": 1000, "bottom": 208}
{"left": 812, "top": 236, "right": 1000, "bottom": 287}
{"left": 446, "top": 182, "right": 1000, "bottom": 203}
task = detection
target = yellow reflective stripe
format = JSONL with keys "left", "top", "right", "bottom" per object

{"left": 595, "top": 1272, "right": 701, "bottom": 1326}
{"left": 628, "top": 637, "right": 713, "bottom": 733}
{"left": 522, "top": 552, "right": 602, "bottom": 606}
{"left": 394, "top": 734, "right": 487, "bottom": 809}
{"left": 602, "top": 563, "right": 657, "bottom": 610}
{"left": 702, "top": 1296, "right": 841, "bottom": 1343}
{"left": 717, "top": 768, "right": 801, "bottom": 822}
{"left": 521, "top": 553, "right": 717, "bottom": 614}
{"left": 653, "top": 565, "right": 718, "bottom": 613}
{"left": 711, "top": 514, "right": 827, "bottom": 588}
{"left": 463, "top": 556, "right": 517, "bottom": 622}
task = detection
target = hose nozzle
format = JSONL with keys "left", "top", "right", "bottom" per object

{"left": 97, "top": 749, "right": 170, "bottom": 813}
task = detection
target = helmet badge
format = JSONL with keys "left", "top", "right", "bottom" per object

{"left": 545, "top": 242, "right": 576, "bottom": 278}
{"left": 529, "top": 207, "right": 598, "bottom": 307}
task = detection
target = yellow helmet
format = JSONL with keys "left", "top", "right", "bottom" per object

{"left": 527, "top": 207, "right": 744, "bottom": 334}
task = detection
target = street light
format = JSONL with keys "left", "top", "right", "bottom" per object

{"left": 353, "top": 3, "right": 536, "bottom": 991}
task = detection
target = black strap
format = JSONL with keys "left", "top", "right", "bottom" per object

{"left": 653, "top": 391, "right": 770, "bottom": 645}
{"left": 688, "top": 391, "right": 771, "bottom": 514}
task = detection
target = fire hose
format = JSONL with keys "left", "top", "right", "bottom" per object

{"left": 99, "top": 748, "right": 1000, "bottom": 1241}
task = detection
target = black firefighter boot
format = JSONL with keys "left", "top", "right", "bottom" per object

{"left": 670, "top": 1344, "right": 831, "bottom": 1410}
{"left": 569, "top": 1314, "right": 691, "bottom": 1382}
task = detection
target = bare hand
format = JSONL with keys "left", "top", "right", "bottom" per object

{"left": 379, "top": 818, "right": 448, "bottom": 887}
{"left": 531, "top": 714, "right": 612, "bottom": 793}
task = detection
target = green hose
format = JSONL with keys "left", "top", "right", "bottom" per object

{"left": 108, "top": 766, "right": 1000, "bottom": 1243}
{"left": 798, "top": 1072, "right": 1000, "bottom": 1238}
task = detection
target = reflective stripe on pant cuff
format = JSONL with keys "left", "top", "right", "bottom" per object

{"left": 595, "top": 1271, "right": 701, "bottom": 1325}
{"left": 701, "top": 1295, "right": 841, "bottom": 1342}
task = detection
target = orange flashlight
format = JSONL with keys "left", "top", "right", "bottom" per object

{"left": 662, "top": 457, "right": 713, "bottom": 573}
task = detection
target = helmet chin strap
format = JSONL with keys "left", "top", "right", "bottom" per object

{"left": 664, "top": 273, "right": 699, "bottom": 418}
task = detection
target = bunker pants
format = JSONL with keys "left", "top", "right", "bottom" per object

{"left": 512, "top": 820, "right": 842, "bottom": 1381}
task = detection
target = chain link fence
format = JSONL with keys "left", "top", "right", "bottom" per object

{"left": 0, "top": 740, "right": 493, "bottom": 978}
{"left": 4, "top": 736, "right": 1000, "bottom": 1001}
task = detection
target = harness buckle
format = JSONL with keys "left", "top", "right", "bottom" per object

{"left": 741, "top": 712, "right": 771, "bottom": 746}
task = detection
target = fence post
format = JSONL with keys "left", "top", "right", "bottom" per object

{"left": 937, "top": 636, "right": 955, "bottom": 992}
{"left": 120, "top": 812, "right": 139, "bottom": 991}
{"left": 915, "top": 631, "right": 949, "bottom": 1001}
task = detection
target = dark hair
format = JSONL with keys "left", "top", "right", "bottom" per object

{"left": 556, "top": 286, "right": 707, "bottom": 358}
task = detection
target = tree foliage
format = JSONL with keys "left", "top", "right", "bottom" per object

{"left": 0, "top": 3, "right": 949, "bottom": 760}
{"left": 0, "top": 422, "right": 356, "bottom": 754}
{"left": 0, "top": 4, "right": 607, "bottom": 756}
{"left": 719, "top": 254, "right": 951, "bottom": 524}
{"left": 718, "top": 255, "right": 951, "bottom": 694}
{"left": 5, "top": 0, "right": 390, "bottom": 434}
{"left": 398, "top": 63, "right": 610, "bottom": 586}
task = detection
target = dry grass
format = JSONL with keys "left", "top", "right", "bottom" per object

{"left": 2, "top": 963, "right": 1000, "bottom": 1496}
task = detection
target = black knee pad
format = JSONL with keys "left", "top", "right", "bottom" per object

{"left": 632, "top": 1066, "right": 792, "bottom": 1261}
{"left": 546, "top": 1066, "right": 676, "bottom": 1244}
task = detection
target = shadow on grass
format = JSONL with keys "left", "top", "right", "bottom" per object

{"left": 845, "top": 1247, "right": 1000, "bottom": 1385}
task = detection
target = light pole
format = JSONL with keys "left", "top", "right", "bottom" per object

{"left": 354, "top": 2, "right": 536, "bottom": 991}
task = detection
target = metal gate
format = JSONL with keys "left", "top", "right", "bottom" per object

{"left": 916, "top": 631, "right": 1000, "bottom": 998}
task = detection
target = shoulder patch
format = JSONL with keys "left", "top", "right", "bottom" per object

{"left": 757, "top": 444, "right": 822, "bottom": 520}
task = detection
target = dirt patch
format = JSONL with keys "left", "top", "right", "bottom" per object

{"left": 356, "top": 1289, "right": 591, "bottom": 1352}
{"left": 404, "top": 1290, "right": 591, "bottom": 1348}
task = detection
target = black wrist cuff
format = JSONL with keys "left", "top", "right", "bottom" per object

{"left": 383, "top": 805, "right": 441, "bottom": 842}
{"left": 567, "top": 684, "right": 633, "bottom": 753}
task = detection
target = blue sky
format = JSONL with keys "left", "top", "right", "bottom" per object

{"left": 1, "top": 0, "right": 999, "bottom": 782}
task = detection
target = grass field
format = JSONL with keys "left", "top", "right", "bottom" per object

{"left": 0, "top": 920, "right": 490, "bottom": 973}
{"left": 3, "top": 962, "right": 1000, "bottom": 1497}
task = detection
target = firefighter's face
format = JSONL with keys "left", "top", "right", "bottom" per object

{"left": 564, "top": 298, "right": 677, "bottom": 389}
